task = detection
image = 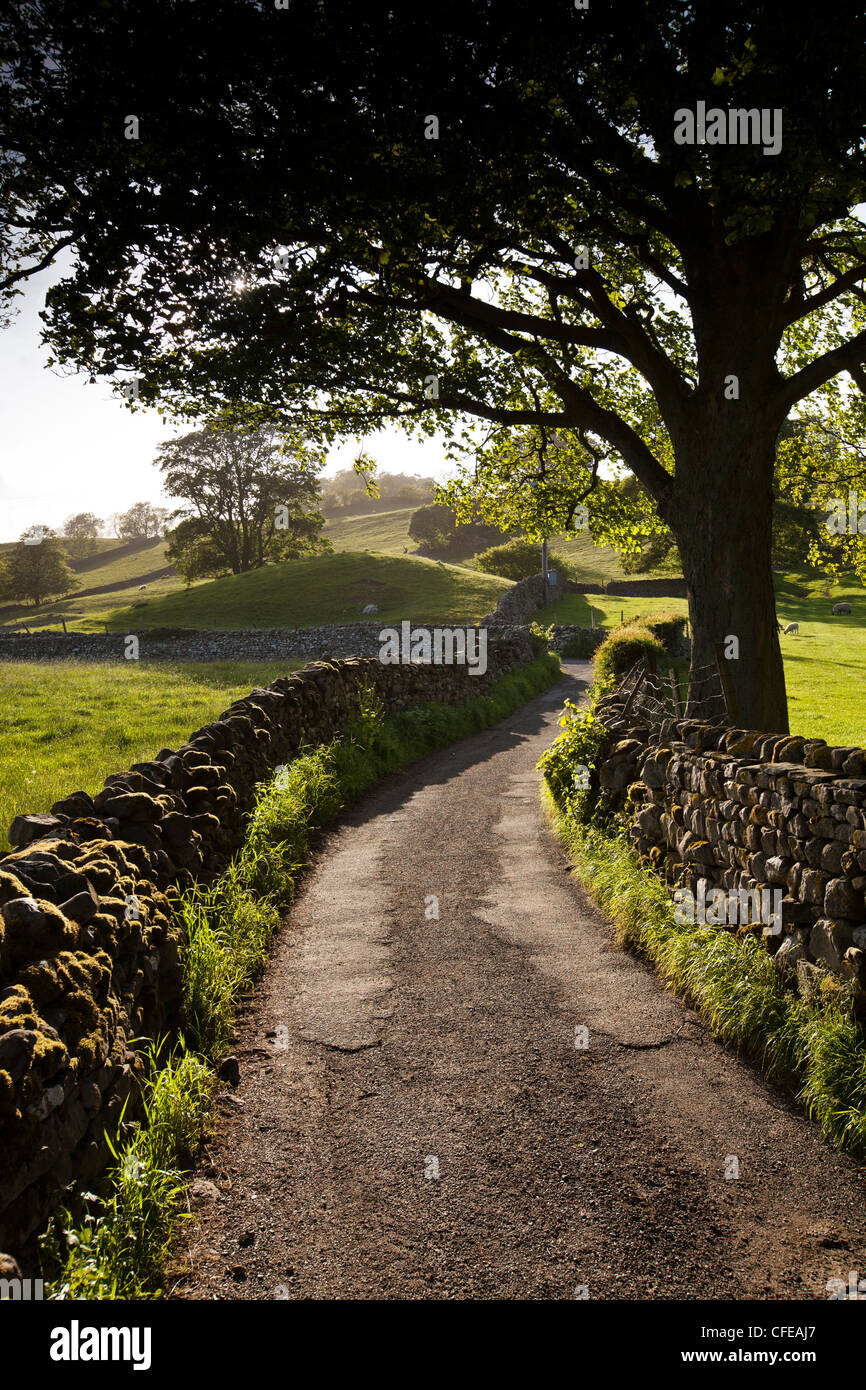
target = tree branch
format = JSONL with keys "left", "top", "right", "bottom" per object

{"left": 776, "top": 329, "right": 866, "bottom": 414}
{"left": 0, "top": 235, "right": 75, "bottom": 292}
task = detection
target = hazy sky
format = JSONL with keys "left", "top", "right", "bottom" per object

{"left": 0, "top": 261, "right": 454, "bottom": 541}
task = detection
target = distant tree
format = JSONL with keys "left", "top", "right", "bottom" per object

{"left": 408, "top": 503, "right": 455, "bottom": 551}
{"left": 158, "top": 425, "right": 330, "bottom": 580}
{"left": 321, "top": 469, "right": 436, "bottom": 516}
{"left": 2, "top": 527, "right": 77, "bottom": 606}
{"left": 113, "top": 502, "right": 170, "bottom": 541}
{"left": 61, "top": 511, "right": 103, "bottom": 558}
{"left": 408, "top": 502, "right": 509, "bottom": 558}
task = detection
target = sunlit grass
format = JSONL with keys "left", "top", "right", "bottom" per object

{"left": 545, "top": 571, "right": 866, "bottom": 746}
{"left": 106, "top": 550, "right": 510, "bottom": 632}
{"left": 0, "top": 659, "right": 304, "bottom": 849}
{"left": 541, "top": 782, "right": 866, "bottom": 1158}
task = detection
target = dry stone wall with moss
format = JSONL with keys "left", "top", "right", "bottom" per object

{"left": 592, "top": 686, "right": 866, "bottom": 1003}
{"left": 0, "top": 632, "right": 533, "bottom": 1261}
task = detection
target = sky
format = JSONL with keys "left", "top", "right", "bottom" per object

{"left": 0, "top": 262, "right": 455, "bottom": 542}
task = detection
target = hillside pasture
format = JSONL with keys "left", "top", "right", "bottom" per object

{"left": 0, "top": 537, "right": 184, "bottom": 633}
{"left": 323, "top": 506, "right": 418, "bottom": 556}
{"left": 0, "top": 659, "right": 305, "bottom": 851}
{"left": 106, "top": 551, "right": 511, "bottom": 631}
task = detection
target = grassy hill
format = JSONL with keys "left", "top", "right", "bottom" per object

{"left": 324, "top": 506, "right": 632, "bottom": 578}
{"left": 323, "top": 506, "right": 418, "bottom": 556}
{"left": 0, "top": 508, "right": 633, "bottom": 633}
{"left": 0, "top": 537, "right": 182, "bottom": 632}
{"left": 107, "top": 551, "right": 511, "bottom": 630}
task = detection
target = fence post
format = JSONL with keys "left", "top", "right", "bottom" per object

{"left": 620, "top": 667, "right": 646, "bottom": 719}
{"left": 668, "top": 666, "right": 683, "bottom": 718}
{"left": 713, "top": 642, "right": 740, "bottom": 724}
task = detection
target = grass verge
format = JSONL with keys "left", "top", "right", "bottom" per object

{"left": 41, "top": 649, "right": 561, "bottom": 1297}
{"left": 540, "top": 783, "right": 866, "bottom": 1158}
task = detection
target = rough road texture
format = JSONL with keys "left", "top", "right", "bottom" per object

{"left": 175, "top": 663, "right": 866, "bottom": 1301}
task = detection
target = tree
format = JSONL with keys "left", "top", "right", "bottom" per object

{"left": 4, "top": 4, "right": 866, "bottom": 724}
{"left": 157, "top": 425, "right": 329, "bottom": 579}
{"left": 2, "top": 527, "right": 77, "bottom": 606}
{"left": 775, "top": 395, "right": 866, "bottom": 582}
{"left": 408, "top": 504, "right": 455, "bottom": 552}
{"left": 320, "top": 470, "right": 435, "bottom": 516}
{"left": 112, "top": 502, "right": 169, "bottom": 541}
{"left": 408, "top": 501, "right": 508, "bottom": 558}
{"left": 61, "top": 511, "right": 102, "bottom": 559}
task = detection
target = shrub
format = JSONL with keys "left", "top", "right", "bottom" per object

{"left": 475, "top": 538, "right": 571, "bottom": 581}
{"left": 537, "top": 699, "right": 610, "bottom": 822}
{"left": 593, "top": 624, "right": 666, "bottom": 685}
{"left": 624, "top": 609, "right": 686, "bottom": 656}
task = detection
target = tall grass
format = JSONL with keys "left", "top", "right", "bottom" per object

{"left": 44, "top": 1040, "right": 213, "bottom": 1300}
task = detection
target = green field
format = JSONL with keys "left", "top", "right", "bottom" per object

{"left": 323, "top": 506, "right": 418, "bottom": 556}
{"left": 546, "top": 573, "right": 866, "bottom": 747}
{"left": 0, "top": 538, "right": 183, "bottom": 633}
{"left": 106, "top": 551, "right": 510, "bottom": 630}
{"left": 0, "top": 659, "right": 305, "bottom": 851}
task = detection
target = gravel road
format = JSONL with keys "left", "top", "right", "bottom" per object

{"left": 175, "top": 661, "right": 866, "bottom": 1301}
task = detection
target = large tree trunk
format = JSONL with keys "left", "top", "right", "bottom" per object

{"left": 671, "top": 410, "right": 788, "bottom": 735}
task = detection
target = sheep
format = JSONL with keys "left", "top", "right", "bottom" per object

{"left": 782, "top": 622, "right": 799, "bottom": 635}
{"left": 832, "top": 601, "right": 852, "bottom": 615}
{"left": 138, "top": 584, "right": 147, "bottom": 592}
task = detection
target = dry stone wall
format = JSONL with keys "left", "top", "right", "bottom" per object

{"left": 0, "top": 632, "right": 533, "bottom": 1261}
{"left": 592, "top": 687, "right": 866, "bottom": 998}
{"left": 0, "top": 623, "right": 414, "bottom": 664}
{"left": 481, "top": 573, "right": 548, "bottom": 625}
{"left": 605, "top": 578, "right": 687, "bottom": 597}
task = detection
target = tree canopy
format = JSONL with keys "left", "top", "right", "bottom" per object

{"left": 158, "top": 425, "right": 328, "bottom": 580}
{"left": 61, "top": 512, "right": 102, "bottom": 558}
{"left": 320, "top": 469, "right": 435, "bottom": 516}
{"left": 0, "top": 527, "right": 77, "bottom": 606}
{"left": 109, "top": 502, "right": 170, "bottom": 541}
{"left": 3, "top": 2, "right": 866, "bottom": 723}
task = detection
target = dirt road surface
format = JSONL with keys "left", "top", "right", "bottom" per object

{"left": 175, "top": 662, "right": 866, "bottom": 1300}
